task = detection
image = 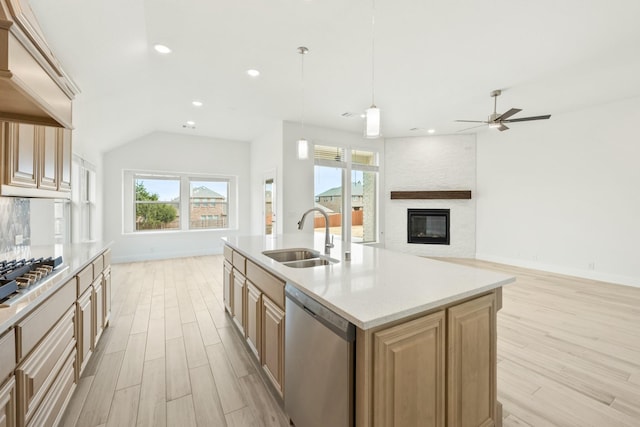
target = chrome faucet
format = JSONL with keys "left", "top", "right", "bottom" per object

{"left": 297, "top": 208, "right": 334, "bottom": 255}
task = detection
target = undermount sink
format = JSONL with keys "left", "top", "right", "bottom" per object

{"left": 262, "top": 248, "right": 338, "bottom": 268}
{"left": 262, "top": 248, "right": 320, "bottom": 263}
{"left": 282, "top": 258, "right": 336, "bottom": 268}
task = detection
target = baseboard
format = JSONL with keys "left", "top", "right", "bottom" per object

{"left": 475, "top": 253, "right": 640, "bottom": 289}
{"left": 112, "top": 248, "right": 223, "bottom": 264}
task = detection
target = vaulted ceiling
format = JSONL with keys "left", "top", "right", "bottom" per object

{"left": 29, "top": 0, "right": 640, "bottom": 153}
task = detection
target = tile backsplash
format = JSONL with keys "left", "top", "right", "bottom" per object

{"left": 0, "top": 197, "right": 31, "bottom": 256}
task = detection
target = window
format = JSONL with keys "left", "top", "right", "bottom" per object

{"left": 134, "top": 176, "right": 180, "bottom": 231}
{"left": 314, "top": 145, "right": 379, "bottom": 244}
{"left": 190, "top": 179, "right": 229, "bottom": 229}
{"left": 124, "top": 171, "right": 236, "bottom": 233}
{"left": 72, "top": 156, "right": 97, "bottom": 242}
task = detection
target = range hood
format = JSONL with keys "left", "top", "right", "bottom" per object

{"left": 0, "top": 0, "right": 79, "bottom": 128}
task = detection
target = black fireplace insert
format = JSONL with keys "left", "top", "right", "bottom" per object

{"left": 407, "top": 209, "right": 450, "bottom": 245}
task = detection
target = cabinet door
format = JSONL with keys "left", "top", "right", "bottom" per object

{"left": 223, "top": 261, "right": 233, "bottom": 314}
{"left": 0, "top": 376, "right": 16, "bottom": 427}
{"left": 261, "top": 296, "right": 284, "bottom": 396}
{"left": 232, "top": 272, "right": 245, "bottom": 334}
{"left": 57, "top": 128, "right": 71, "bottom": 191}
{"left": 103, "top": 268, "right": 112, "bottom": 326}
{"left": 5, "top": 123, "right": 37, "bottom": 187}
{"left": 93, "top": 277, "right": 104, "bottom": 346}
{"left": 372, "top": 311, "right": 445, "bottom": 427}
{"left": 245, "top": 281, "right": 262, "bottom": 359}
{"left": 77, "top": 288, "right": 93, "bottom": 376}
{"left": 38, "top": 126, "right": 58, "bottom": 190}
{"left": 447, "top": 293, "right": 498, "bottom": 427}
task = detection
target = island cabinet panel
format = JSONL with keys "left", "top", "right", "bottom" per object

{"left": 447, "top": 292, "right": 498, "bottom": 427}
{"left": 246, "top": 260, "right": 284, "bottom": 309}
{"left": 223, "top": 260, "right": 232, "bottom": 314}
{"left": 0, "top": 330, "right": 16, "bottom": 383}
{"left": 245, "top": 281, "right": 262, "bottom": 359}
{"left": 232, "top": 273, "right": 246, "bottom": 335}
{"left": 261, "top": 296, "right": 284, "bottom": 397}
{"left": 0, "top": 376, "right": 16, "bottom": 427}
{"left": 372, "top": 311, "right": 446, "bottom": 427}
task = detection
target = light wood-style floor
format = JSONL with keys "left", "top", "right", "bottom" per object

{"left": 60, "top": 255, "right": 640, "bottom": 427}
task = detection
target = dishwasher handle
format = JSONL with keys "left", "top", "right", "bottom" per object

{"left": 285, "top": 283, "right": 355, "bottom": 342}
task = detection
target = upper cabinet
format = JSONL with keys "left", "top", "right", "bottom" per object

{"left": 0, "top": 0, "right": 79, "bottom": 128}
{"left": 1, "top": 121, "right": 72, "bottom": 197}
{"left": 0, "top": 0, "right": 76, "bottom": 197}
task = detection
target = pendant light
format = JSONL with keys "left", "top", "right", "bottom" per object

{"left": 297, "top": 46, "right": 309, "bottom": 159}
{"left": 365, "top": 0, "right": 381, "bottom": 138}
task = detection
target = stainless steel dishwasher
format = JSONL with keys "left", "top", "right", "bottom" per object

{"left": 284, "top": 283, "right": 355, "bottom": 427}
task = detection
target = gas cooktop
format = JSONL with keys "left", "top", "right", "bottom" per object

{"left": 0, "top": 256, "right": 66, "bottom": 307}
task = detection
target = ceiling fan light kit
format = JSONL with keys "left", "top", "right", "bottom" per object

{"left": 455, "top": 89, "right": 551, "bottom": 132}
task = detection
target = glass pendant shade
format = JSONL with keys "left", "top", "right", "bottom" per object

{"left": 365, "top": 106, "right": 381, "bottom": 138}
{"left": 297, "top": 138, "right": 309, "bottom": 159}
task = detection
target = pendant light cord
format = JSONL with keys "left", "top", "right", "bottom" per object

{"left": 298, "top": 46, "right": 308, "bottom": 137}
{"left": 371, "top": 0, "right": 376, "bottom": 107}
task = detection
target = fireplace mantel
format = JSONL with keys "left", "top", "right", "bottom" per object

{"left": 390, "top": 190, "right": 472, "bottom": 200}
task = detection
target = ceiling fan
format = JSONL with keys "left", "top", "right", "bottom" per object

{"left": 455, "top": 90, "right": 551, "bottom": 132}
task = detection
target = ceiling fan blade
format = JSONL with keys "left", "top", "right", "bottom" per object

{"left": 503, "top": 114, "right": 551, "bottom": 123}
{"left": 457, "top": 124, "right": 486, "bottom": 132}
{"left": 454, "top": 120, "right": 486, "bottom": 123}
{"left": 497, "top": 124, "right": 509, "bottom": 132}
{"left": 495, "top": 108, "right": 522, "bottom": 121}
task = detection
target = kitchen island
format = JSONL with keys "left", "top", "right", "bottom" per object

{"left": 223, "top": 234, "right": 515, "bottom": 427}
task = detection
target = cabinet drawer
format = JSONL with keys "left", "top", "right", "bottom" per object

{"left": 232, "top": 251, "right": 246, "bottom": 275}
{"left": 247, "top": 260, "right": 284, "bottom": 309}
{"left": 76, "top": 265, "right": 92, "bottom": 296}
{"left": 16, "top": 279, "right": 75, "bottom": 361}
{"left": 16, "top": 307, "right": 75, "bottom": 426}
{"left": 102, "top": 249, "right": 112, "bottom": 268}
{"left": 223, "top": 245, "right": 233, "bottom": 262}
{"left": 0, "top": 330, "right": 16, "bottom": 383}
{"left": 92, "top": 256, "right": 104, "bottom": 280}
{"left": 0, "top": 376, "right": 16, "bottom": 427}
{"left": 26, "top": 350, "right": 75, "bottom": 427}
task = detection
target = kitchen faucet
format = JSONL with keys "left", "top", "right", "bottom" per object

{"left": 297, "top": 208, "right": 334, "bottom": 255}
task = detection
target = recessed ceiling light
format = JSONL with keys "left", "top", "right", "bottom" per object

{"left": 192, "top": 101, "right": 203, "bottom": 107}
{"left": 153, "top": 44, "right": 172, "bottom": 54}
{"left": 428, "top": 129, "right": 435, "bottom": 134}
{"left": 247, "top": 69, "right": 260, "bottom": 77}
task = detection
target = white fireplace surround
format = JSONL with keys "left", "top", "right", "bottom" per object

{"left": 384, "top": 135, "right": 476, "bottom": 258}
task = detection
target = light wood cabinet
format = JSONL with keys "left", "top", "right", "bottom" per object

{"left": 223, "top": 260, "right": 232, "bottom": 314}
{"left": 262, "top": 296, "right": 285, "bottom": 396}
{"left": 447, "top": 293, "right": 498, "bottom": 427}
{"left": 0, "top": 376, "right": 16, "bottom": 427}
{"left": 57, "top": 128, "right": 71, "bottom": 191}
{"left": 232, "top": 273, "right": 245, "bottom": 335}
{"left": 372, "top": 311, "right": 445, "bottom": 427}
{"left": 103, "top": 267, "right": 112, "bottom": 326}
{"left": 245, "top": 281, "right": 262, "bottom": 359}
{"left": 93, "top": 276, "right": 104, "bottom": 346}
{"left": 76, "top": 287, "right": 93, "bottom": 376}
{"left": 38, "top": 126, "right": 57, "bottom": 190}
{"left": 4, "top": 122, "right": 37, "bottom": 188}
{"left": 356, "top": 290, "right": 500, "bottom": 427}
{"left": 1, "top": 122, "right": 72, "bottom": 197}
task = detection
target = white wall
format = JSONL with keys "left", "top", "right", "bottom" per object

{"left": 281, "top": 121, "right": 385, "bottom": 239}
{"left": 249, "top": 123, "right": 283, "bottom": 235}
{"left": 476, "top": 96, "right": 640, "bottom": 287}
{"left": 385, "top": 135, "right": 476, "bottom": 257}
{"left": 103, "top": 131, "right": 251, "bottom": 263}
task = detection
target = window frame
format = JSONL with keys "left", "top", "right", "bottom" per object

{"left": 123, "top": 170, "right": 237, "bottom": 234}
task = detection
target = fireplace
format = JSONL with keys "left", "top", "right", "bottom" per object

{"left": 407, "top": 209, "right": 450, "bottom": 245}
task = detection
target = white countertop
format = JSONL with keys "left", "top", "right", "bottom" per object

{"left": 223, "top": 234, "right": 515, "bottom": 329}
{"left": 0, "top": 242, "right": 110, "bottom": 332}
